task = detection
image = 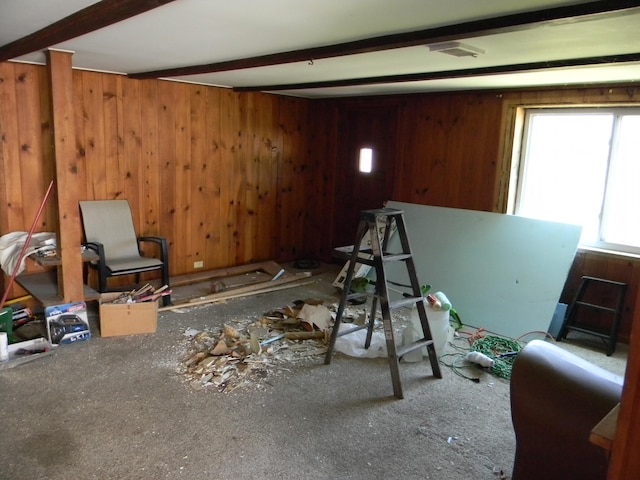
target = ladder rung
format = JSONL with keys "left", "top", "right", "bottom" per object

{"left": 346, "top": 292, "right": 371, "bottom": 302}
{"left": 382, "top": 253, "right": 412, "bottom": 262}
{"left": 397, "top": 338, "right": 434, "bottom": 358}
{"left": 565, "top": 325, "right": 612, "bottom": 339}
{"left": 390, "top": 296, "right": 423, "bottom": 310}
{"left": 332, "top": 246, "right": 377, "bottom": 264}
{"left": 335, "top": 323, "right": 373, "bottom": 338}
{"left": 582, "top": 276, "right": 627, "bottom": 287}
{"left": 575, "top": 301, "right": 619, "bottom": 314}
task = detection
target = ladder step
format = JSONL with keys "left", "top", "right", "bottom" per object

{"left": 382, "top": 253, "right": 412, "bottom": 262}
{"left": 574, "top": 301, "right": 618, "bottom": 314}
{"left": 333, "top": 246, "right": 411, "bottom": 264}
{"left": 346, "top": 292, "right": 370, "bottom": 302}
{"left": 565, "top": 325, "right": 612, "bottom": 339}
{"left": 397, "top": 338, "right": 434, "bottom": 358}
{"left": 334, "top": 323, "right": 373, "bottom": 338}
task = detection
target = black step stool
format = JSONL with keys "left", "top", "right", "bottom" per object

{"left": 325, "top": 207, "right": 442, "bottom": 399}
{"left": 559, "top": 275, "right": 627, "bottom": 356}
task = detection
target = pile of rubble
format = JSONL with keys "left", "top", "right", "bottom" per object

{"left": 181, "top": 300, "right": 360, "bottom": 393}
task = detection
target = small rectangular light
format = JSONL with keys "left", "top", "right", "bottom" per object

{"left": 359, "top": 148, "right": 373, "bottom": 173}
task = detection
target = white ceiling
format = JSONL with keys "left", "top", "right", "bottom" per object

{"left": 1, "top": 0, "right": 639, "bottom": 98}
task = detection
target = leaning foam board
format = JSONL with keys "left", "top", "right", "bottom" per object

{"left": 383, "top": 201, "right": 582, "bottom": 340}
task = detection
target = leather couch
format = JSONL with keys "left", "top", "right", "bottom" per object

{"left": 510, "top": 339, "right": 623, "bottom": 480}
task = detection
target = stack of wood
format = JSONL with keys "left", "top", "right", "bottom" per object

{"left": 181, "top": 299, "right": 334, "bottom": 393}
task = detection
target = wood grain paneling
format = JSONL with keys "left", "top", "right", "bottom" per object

{"left": 0, "top": 62, "right": 315, "bottom": 297}
{"left": 1, "top": 61, "right": 639, "bottom": 345}
{"left": 316, "top": 87, "right": 640, "bottom": 344}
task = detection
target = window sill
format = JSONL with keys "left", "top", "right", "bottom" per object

{"left": 578, "top": 245, "right": 640, "bottom": 261}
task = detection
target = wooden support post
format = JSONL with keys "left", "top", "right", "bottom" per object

{"left": 46, "top": 49, "right": 84, "bottom": 303}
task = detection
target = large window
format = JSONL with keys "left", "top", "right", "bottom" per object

{"left": 510, "top": 107, "right": 640, "bottom": 255}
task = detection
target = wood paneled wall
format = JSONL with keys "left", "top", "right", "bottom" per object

{"left": 1, "top": 60, "right": 639, "bottom": 344}
{"left": 0, "top": 62, "right": 314, "bottom": 298}
{"left": 312, "top": 87, "right": 640, "bottom": 343}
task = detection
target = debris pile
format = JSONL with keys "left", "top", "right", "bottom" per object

{"left": 181, "top": 300, "right": 340, "bottom": 393}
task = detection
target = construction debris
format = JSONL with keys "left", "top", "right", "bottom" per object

{"left": 180, "top": 299, "right": 336, "bottom": 393}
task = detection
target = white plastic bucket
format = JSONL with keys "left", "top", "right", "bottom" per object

{"left": 408, "top": 301, "right": 453, "bottom": 359}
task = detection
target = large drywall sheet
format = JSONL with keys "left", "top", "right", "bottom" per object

{"left": 384, "top": 201, "right": 582, "bottom": 340}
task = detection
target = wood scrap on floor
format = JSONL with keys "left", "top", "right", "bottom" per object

{"left": 160, "top": 271, "right": 314, "bottom": 312}
{"left": 180, "top": 299, "right": 335, "bottom": 393}
{"left": 169, "top": 260, "right": 285, "bottom": 288}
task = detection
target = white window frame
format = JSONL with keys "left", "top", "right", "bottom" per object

{"left": 509, "top": 106, "right": 640, "bottom": 256}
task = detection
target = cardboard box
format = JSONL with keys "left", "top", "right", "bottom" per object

{"left": 45, "top": 302, "right": 91, "bottom": 345}
{"left": 99, "top": 293, "right": 158, "bottom": 337}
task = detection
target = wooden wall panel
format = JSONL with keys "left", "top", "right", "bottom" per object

{"left": 156, "top": 80, "right": 178, "bottom": 272}
{"left": 304, "top": 100, "right": 338, "bottom": 260}
{"left": 80, "top": 71, "right": 107, "bottom": 199}
{"left": 139, "top": 78, "right": 160, "bottom": 234}
{"left": 0, "top": 63, "right": 316, "bottom": 298}
{"left": 0, "top": 62, "right": 25, "bottom": 233}
{"left": 277, "top": 96, "right": 309, "bottom": 261}
{"left": 2, "top": 61, "right": 639, "bottom": 345}
{"left": 203, "top": 87, "right": 223, "bottom": 268}
{"left": 317, "top": 86, "right": 640, "bottom": 344}
{"left": 172, "top": 81, "right": 193, "bottom": 274}
{"left": 189, "top": 85, "right": 208, "bottom": 269}
{"left": 15, "top": 64, "right": 47, "bottom": 230}
{"left": 394, "top": 93, "right": 503, "bottom": 211}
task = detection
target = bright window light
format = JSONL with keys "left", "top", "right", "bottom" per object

{"left": 359, "top": 148, "right": 373, "bottom": 173}
{"left": 511, "top": 107, "right": 640, "bottom": 255}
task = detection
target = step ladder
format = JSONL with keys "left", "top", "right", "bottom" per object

{"left": 559, "top": 275, "right": 627, "bottom": 356}
{"left": 325, "top": 207, "right": 442, "bottom": 399}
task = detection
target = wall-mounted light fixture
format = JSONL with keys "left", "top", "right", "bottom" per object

{"left": 359, "top": 147, "right": 373, "bottom": 173}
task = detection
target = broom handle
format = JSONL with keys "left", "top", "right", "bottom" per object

{"left": 0, "top": 181, "right": 55, "bottom": 310}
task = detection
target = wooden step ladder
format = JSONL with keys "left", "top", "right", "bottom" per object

{"left": 325, "top": 207, "right": 442, "bottom": 399}
{"left": 559, "top": 275, "right": 627, "bottom": 356}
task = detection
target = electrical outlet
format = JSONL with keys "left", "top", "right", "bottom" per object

{"left": 194, "top": 261, "right": 204, "bottom": 269}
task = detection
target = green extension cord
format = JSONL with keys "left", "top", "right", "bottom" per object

{"left": 471, "top": 335, "right": 523, "bottom": 379}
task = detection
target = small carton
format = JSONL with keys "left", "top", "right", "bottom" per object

{"left": 99, "top": 293, "right": 158, "bottom": 337}
{"left": 45, "top": 302, "right": 91, "bottom": 345}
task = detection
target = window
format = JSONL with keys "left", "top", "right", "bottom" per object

{"left": 510, "top": 107, "right": 640, "bottom": 255}
{"left": 359, "top": 147, "right": 373, "bottom": 173}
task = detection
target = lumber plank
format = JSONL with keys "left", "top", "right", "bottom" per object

{"left": 188, "top": 271, "right": 311, "bottom": 302}
{"left": 169, "top": 260, "right": 284, "bottom": 287}
{"left": 159, "top": 275, "right": 314, "bottom": 312}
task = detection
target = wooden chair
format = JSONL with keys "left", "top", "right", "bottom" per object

{"left": 79, "top": 200, "right": 171, "bottom": 307}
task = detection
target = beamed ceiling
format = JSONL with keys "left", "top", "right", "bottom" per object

{"left": 1, "top": 0, "right": 639, "bottom": 98}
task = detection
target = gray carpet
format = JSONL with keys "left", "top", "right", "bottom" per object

{"left": 0, "top": 266, "right": 627, "bottom": 480}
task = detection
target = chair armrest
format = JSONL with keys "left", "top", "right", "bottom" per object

{"left": 137, "top": 236, "right": 169, "bottom": 263}
{"left": 510, "top": 339, "right": 623, "bottom": 480}
{"left": 83, "top": 241, "right": 105, "bottom": 261}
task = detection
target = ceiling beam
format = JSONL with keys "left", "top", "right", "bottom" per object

{"left": 0, "top": 0, "right": 177, "bottom": 62}
{"left": 129, "top": 0, "right": 640, "bottom": 79}
{"left": 233, "top": 53, "right": 640, "bottom": 93}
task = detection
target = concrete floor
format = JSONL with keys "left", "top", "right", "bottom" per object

{"left": 0, "top": 264, "right": 627, "bottom": 480}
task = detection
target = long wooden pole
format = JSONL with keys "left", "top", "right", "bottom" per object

{"left": 0, "top": 181, "right": 55, "bottom": 310}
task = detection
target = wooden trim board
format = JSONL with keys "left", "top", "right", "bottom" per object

{"left": 160, "top": 273, "right": 313, "bottom": 311}
{"left": 168, "top": 260, "right": 284, "bottom": 287}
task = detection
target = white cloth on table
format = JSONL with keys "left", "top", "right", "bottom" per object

{"left": 0, "top": 232, "right": 56, "bottom": 276}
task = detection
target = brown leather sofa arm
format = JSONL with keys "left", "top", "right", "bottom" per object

{"left": 510, "top": 339, "right": 623, "bottom": 480}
